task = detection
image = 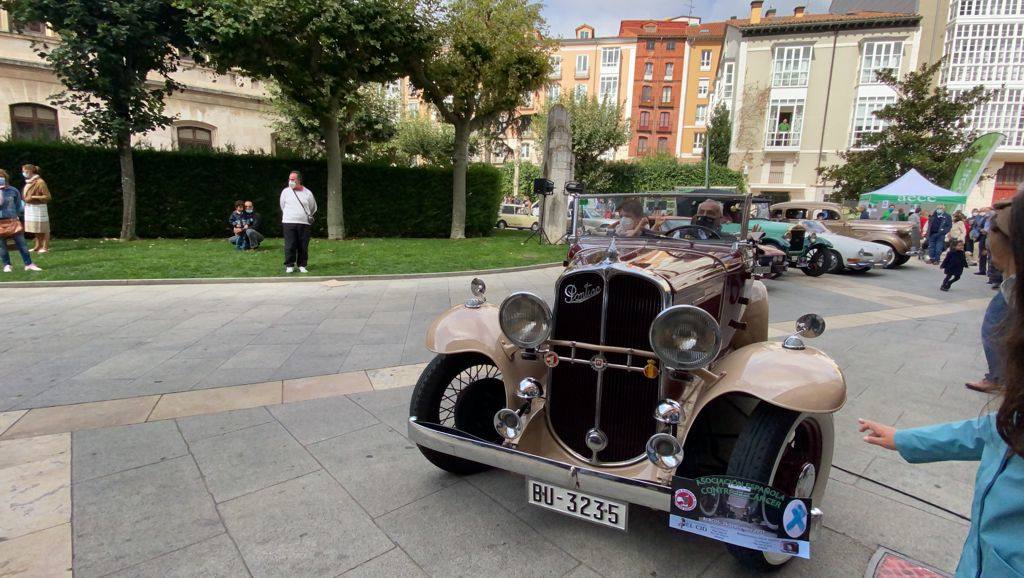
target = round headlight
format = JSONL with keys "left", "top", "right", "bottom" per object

{"left": 648, "top": 305, "right": 722, "bottom": 370}
{"left": 498, "top": 292, "right": 552, "bottom": 349}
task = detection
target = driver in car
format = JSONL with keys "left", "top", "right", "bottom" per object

{"left": 693, "top": 199, "right": 724, "bottom": 232}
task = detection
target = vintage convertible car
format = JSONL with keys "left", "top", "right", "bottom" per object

{"left": 409, "top": 192, "right": 847, "bottom": 571}
{"left": 796, "top": 219, "right": 893, "bottom": 273}
{"left": 770, "top": 201, "right": 917, "bottom": 268}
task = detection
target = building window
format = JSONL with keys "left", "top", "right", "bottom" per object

{"left": 601, "top": 47, "right": 620, "bottom": 70}
{"left": 692, "top": 131, "right": 705, "bottom": 152}
{"left": 661, "top": 86, "right": 672, "bottom": 103}
{"left": 599, "top": 74, "right": 619, "bottom": 103}
{"left": 641, "top": 85, "right": 653, "bottom": 103}
{"left": 664, "top": 62, "right": 674, "bottom": 80}
{"left": 700, "top": 49, "right": 713, "bottom": 70}
{"left": 697, "top": 78, "right": 709, "bottom": 98}
{"left": 177, "top": 126, "right": 213, "bottom": 150}
{"left": 659, "top": 111, "right": 671, "bottom": 128}
{"left": 639, "top": 111, "right": 651, "bottom": 129}
{"left": 657, "top": 137, "right": 669, "bottom": 153}
{"left": 765, "top": 98, "right": 805, "bottom": 148}
{"left": 549, "top": 56, "right": 562, "bottom": 77}
{"left": 10, "top": 103, "right": 59, "bottom": 141}
{"left": 646, "top": 40, "right": 656, "bottom": 51}
{"left": 695, "top": 104, "right": 708, "bottom": 125}
{"left": 772, "top": 45, "right": 812, "bottom": 87}
{"left": 522, "top": 92, "right": 534, "bottom": 108}
{"left": 638, "top": 136, "right": 649, "bottom": 154}
{"left": 942, "top": 22, "right": 1024, "bottom": 84}
{"left": 860, "top": 41, "right": 903, "bottom": 84}
{"left": 768, "top": 160, "right": 786, "bottom": 184}
{"left": 850, "top": 95, "right": 896, "bottom": 147}
{"left": 520, "top": 142, "right": 531, "bottom": 159}
{"left": 954, "top": 0, "right": 1024, "bottom": 16}
{"left": 575, "top": 54, "right": 589, "bottom": 78}
{"left": 578, "top": 29, "right": 591, "bottom": 39}
{"left": 721, "top": 62, "right": 735, "bottom": 98}
{"left": 954, "top": 87, "right": 1024, "bottom": 147}
{"left": 407, "top": 101, "right": 419, "bottom": 116}
{"left": 16, "top": 20, "right": 47, "bottom": 36}
{"left": 547, "top": 84, "right": 561, "bottom": 102}
{"left": 667, "top": 40, "right": 677, "bottom": 51}
{"left": 644, "top": 62, "right": 654, "bottom": 80}
{"left": 574, "top": 83, "right": 588, "bottom": 100}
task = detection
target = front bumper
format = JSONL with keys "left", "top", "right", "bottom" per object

{"left": 409, "top": 417, "right": 672, "bottom": 511}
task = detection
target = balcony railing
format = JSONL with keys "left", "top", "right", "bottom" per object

{"left": 575, "top": 70, "right": 590, "bottom": 79}
{"left": 765, "top": 131, "right": 801, "bottom": 148}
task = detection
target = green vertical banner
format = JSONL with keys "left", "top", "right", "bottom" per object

{"left": 950, "top": 133, "right": 1004, "bottom": 195}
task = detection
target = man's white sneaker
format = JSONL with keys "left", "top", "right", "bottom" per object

{"left": 2, "top": 265, "right": 11, "bottom": 273}
{"left": 285, "top": 267, "right": 295, "bottom": 274}
{"left": 24, "top": 264, "right": 42, "bottom": 272}
{"left": 298, "top": 267, "right": 309, "bottom": 273}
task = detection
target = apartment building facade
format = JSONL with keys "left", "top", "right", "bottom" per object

{"left": 717, "top": 2, "right": 922, "bottom": 202}
{"left": 0, "top": 11, "right": 274, "bottom": 153}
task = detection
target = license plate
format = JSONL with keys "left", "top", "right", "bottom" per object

{"left": 526, "top": 479, "right": 627, "bottom": 530}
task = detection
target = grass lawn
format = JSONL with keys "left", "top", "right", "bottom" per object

{"left": 0, "top": 229, "right": 565, "bottom": 282}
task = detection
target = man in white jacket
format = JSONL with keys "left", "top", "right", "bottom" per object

{"left": 279, "top": 171, "right": 317, "bottom": 273}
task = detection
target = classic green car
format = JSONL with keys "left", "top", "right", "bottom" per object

{"left": 669, "top": 193, "right": 835, "bottom": 277}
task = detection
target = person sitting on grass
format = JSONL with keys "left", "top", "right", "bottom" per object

{"left": 238, "top": 201, "right": 264, "bottom": 250}
{"left": 228, "top": 201, "right": 246, "bottom": 250}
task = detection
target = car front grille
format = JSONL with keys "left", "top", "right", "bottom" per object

{"left": 547, "top": 270, "right": 664, "bottom": 463}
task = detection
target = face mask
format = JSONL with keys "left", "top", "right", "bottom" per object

{"left": 245, "top": 209, "right": 253, "bottom": 213}
{"left": 936, "top": 208, "right": 944, "bottom": 214}
{"left": 22, "top": 172, "right": 30, "bottom": 179}
{"left": 288, "top": 180, "right": 298, "bottom": 189}
{"left": 0, "top": 177, "right": 5, "bottom": 186}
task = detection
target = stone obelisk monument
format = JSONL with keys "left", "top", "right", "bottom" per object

{"left": 540, "top": 104, "right": 573, "bottom": 244}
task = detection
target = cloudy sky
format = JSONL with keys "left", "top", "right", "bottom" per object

{"left": 540, "top": 0, "right": 833, "bottom": 38}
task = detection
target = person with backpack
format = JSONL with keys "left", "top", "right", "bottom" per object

{"left": 279, "top": 171, "right": 316, "bottom": 274}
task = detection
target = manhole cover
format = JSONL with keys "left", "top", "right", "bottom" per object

{"left": 866, "top": 547, "right": 951, "bottom": 578}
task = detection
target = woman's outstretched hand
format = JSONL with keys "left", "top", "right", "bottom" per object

{"left": 858, "top": 418, "right": 897, "bottom": 451}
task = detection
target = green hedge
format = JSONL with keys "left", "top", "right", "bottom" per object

{"left": 591, "top": 154, "right": 747, "bottom": 194}
{"left": 0, "top": 141, "right": 502, "bottom": 238}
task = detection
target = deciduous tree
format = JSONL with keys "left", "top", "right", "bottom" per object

{"left": 407, "top": 0, "right": 550, "bottom": 239}
{"left": 533, "top": 94, "right": 630, "bottom": 189}
{"left": 180, "top": 0, "right": 425, "bottom": 239}
{"left": 819, "top": 62, "right": 992, "bottom": 201}
{"left": 3, "top": 0, "right": 192, "bottom": 240}
{"left": 704, "top": 103, "right": 731, "bottom": 167}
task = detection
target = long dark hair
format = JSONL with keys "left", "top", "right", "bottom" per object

{"left": 997, "top": 190, "right": 1024, "bottom": 457}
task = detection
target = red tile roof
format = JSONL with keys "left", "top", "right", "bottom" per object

{"left": 618, "top": 19, "right": 727, "bottom": 38}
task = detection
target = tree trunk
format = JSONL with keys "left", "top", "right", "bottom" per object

{"left": 324, "top": 113, "right": 344, "bottom": 240}
{"left": 117, "top": 133, "right": 137, "bottom": 241}
{"left": 512, "top": 144, "right": 521, "bottom": 199}
{"left": 450, "top": 121, "right": 471, "bottom": 239}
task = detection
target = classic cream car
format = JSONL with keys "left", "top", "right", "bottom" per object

{"left": 770, "top": 201, "right": 917, "bottom": 268}
{"left": 410, "top": 192, "right": 847, "bottom": 571}
{"left": 497, "top": 203, "right": 539, "bottom": 231}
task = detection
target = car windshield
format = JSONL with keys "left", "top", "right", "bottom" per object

{"left": 573, "top": 193, "right": 751, "bottom": 242}
{"left": 800, "top": 220, "right": 829, "bottom": 234}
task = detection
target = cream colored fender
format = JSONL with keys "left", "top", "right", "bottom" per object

{"left": 731, "top": 280, "right": 769, "bottom": 350}
{"left": 697, "top": 341, "right": 847, "bottom": 415}
{"left": 424, "top": 303, "right": 545, "bottom": 406}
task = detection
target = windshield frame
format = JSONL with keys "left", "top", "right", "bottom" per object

{"left": 569, "top": 192, "right": 752, "bottom": 243}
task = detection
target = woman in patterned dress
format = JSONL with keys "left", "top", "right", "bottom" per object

{"left": 21, "top": 164, "right": 51, "bottom": 253}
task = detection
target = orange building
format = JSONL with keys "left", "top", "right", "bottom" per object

{"left": 619, "top": 18, "right": 725, "bottom": 161}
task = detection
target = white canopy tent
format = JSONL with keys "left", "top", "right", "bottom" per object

{"left": 858, "top": 169, "right": 968, "bottom": 206}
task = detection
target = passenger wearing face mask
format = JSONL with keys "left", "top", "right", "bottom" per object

{"left": 0, "top": 169, "right": 41, "bottom": 272}
{"left": 926, "top": 205, "right": 953, "bottom": 264}
{"left": 279, "top": 171, "right": 317, "bottom": 273}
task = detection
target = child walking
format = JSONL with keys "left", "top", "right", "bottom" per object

{"left": 940, "top": 240, "right": 968, "bottom": 291}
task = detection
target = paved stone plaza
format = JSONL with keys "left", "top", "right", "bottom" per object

{"left": 0, "top": 261, "right": 996, "bottom": 576}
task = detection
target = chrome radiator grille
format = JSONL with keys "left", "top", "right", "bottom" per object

{"left": 547, "top": 270, "right": 664, "bottom": 463}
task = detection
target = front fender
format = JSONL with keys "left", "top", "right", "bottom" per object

{"left": 425, "top": 303, "right": 512, "bottom": 360}
{"left": 699, "top": 342, "right": 846, "bottom": 414}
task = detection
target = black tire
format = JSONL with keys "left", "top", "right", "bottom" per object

{"left": 889, "top": 253, "right": 911, "bottom": 268}
{"left": 800, "top": 246, "right": 829, "bottom": 277}
{"left": 725, "top": 403, "right": 826, "bottom": 572}
{"left": 530, "top": 222, "right": 540, "bottom": 231}
{"left": 496, "top": 220, "right": 507, "bottom": 229}
{"left": 410, "top": 353, "right": 507, "bottom": 475}
{"left": 826, "top": 249, "right": 844, "bottom": 274}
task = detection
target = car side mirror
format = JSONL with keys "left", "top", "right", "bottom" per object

{"left": 565, "top": 181, "right": 586, "bottom": 196}
{"left": 795, "top": 313, "right": 825, "bottom": 338}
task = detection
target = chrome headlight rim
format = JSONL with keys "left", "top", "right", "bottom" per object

{"left": 648, "top": 305, "right": 722, "bottom": 371}
{"left": 498, "top": 291, "right": 553, "bottom": 349}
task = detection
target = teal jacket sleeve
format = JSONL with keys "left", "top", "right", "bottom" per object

{"left": 894, "top": 415, "right": 993, "bottom": 464}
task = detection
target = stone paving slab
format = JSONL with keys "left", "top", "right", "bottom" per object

{"left": 106, "top": 533, "right": 249, "bottom": 578}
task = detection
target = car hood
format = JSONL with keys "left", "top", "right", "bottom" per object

{"left": 845, "top": 220, "right": 914, "bottom": 233}
{"left": 819, "top": 233, "right": 891, "bottom": 255}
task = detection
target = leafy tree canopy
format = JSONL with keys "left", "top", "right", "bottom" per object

{"left": 533, "top": 94, "right": 630, "bottom": 188}
{"left": 819, "top": 61, "right": 992, "bottom": 201}
{"left": 704, "top": 102, "right": 731, "bottom": 168}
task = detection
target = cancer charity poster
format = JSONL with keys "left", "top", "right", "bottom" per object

{"left": 669, "top": 475, "right": 813, "bottom": 559}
